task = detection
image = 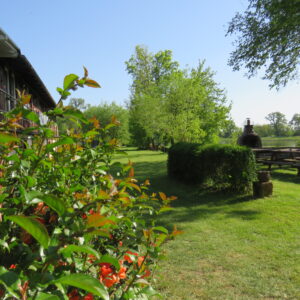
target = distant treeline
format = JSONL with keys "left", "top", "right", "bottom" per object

{"left": 220, "top": 112, "right": 300, "bottom": 138}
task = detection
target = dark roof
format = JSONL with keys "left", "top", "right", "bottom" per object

{"left": 0, "top": 28, "right": 56, "bottom": 109}
{"left": 8, "top": 55, "right": 56, "bottom": 109}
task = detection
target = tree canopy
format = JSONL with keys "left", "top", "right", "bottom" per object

{"left": 126, "top": 46, "right": 230, "bottom": 148}
{"left": 68, "top": 97, "right": 87, "bottom": 110}
{"left": 84, "top": 102, "right": 130, "bottom": 145}
{"left": 265, "top": 111, "right": 292, "bottom": 136}
{"left": 227, "top": 0, "right": 300, "bottom": 88}
{"left": 290, "top": 113, "right": 300, "bottom": 134}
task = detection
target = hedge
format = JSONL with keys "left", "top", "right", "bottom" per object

{"left": 168, "top": 143, "right": 257, "bottom": 193}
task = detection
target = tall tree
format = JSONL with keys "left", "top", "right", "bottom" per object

{"left": 165, "top": 63, "right": 229, "bottom": 144}
{"left": 290, "top": 113, "right": 300, "bottom": 135}
{"left": 265, "top": 112, "right": 290, "bottom": 136}
{"left": 253, "top": 124, "right": 274, "bottom": 137}
{"left": 84, "top": 102, "right": 130, "bottom": 145}
{"left": 68, "top": 98, "right": 87, "bottom": 111}
{"left": 126, "top": 45, "right": 179, "bottom": 96}
{"left": 220, "top": 119, "right": 241, "bottom": 138}
{"left": 227, "top": 0, "right": 300, "bottom": 88}
{"left": 126, "top": 46, "right": 179, "bottom": 148}
{"left": 126, "top": 46, "right": 230, "bottom": 147}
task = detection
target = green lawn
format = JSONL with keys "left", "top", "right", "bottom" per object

{"left": 115, "top": 149, "right": 300, "bottom": 299}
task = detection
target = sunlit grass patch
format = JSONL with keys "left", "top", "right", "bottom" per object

{"left": 115, "top": 149, "right": 300, "bottom": 299}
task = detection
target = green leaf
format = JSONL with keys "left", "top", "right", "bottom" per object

{"left": 140, "top": 286, "right": 162, "bottom": 298}
{"left": 152, "top": 226, "right": 169, "bottom": 234}
{"left": 0, "top": 240, "right": 9, "bottom": 251}
{"left": 63, "top": 74, "right": 79, "bottom": 90}
{"left": 53, "top": 274, "right": 109, "bottom": 300}
{"left": 7, "top": 153, "right": 20, "bottom": 162}
{"left": 21, "top": 127, "right": 39, "bottom": 135}
{"left": 98, "top": 255, "right": 120, "bottom": 270}
{"left": 7, "top": 215, "right": 50, "bottom": 248}
{"left": 104, "top": 123, "right": 116, "bottom": 131}
{"left": 0, "top": 266, "right": 21, "bottom": 298}
{"left": 25, "top": 176, "right": 37, "bottom": 188}
{"left": 25, "top": 191, "right": 66, "bottom": 216}
{"left": 62, "top": 90, "right": 71, "bottom": 98}
{"left": 84, "top": 229, "right": 111, "bottom": 240}
{"left": 46, "top": 137, "right": 75, "bottom": 151}
{"left": 155, "top": 233, "right": 167, "bottom": 247}
{"left": 158, "top": 206, "right": 174, "bottom": 214}
{"left": 85, "top": 130, "right": 98, "bottom": 138}
{"left": 22, "top": 109, "right": 40, "bottom": 124}
{"left": 42, "top": 195, "right": 66, "bottom": 216}
{"left": 63, "top": 108, "right": 88, "bottom": 124}
{"left": 49, "top": 107, "right": 64, "bottom": 115}
{"left": 56, "top": 87, "right": 64, "bottom": 94}
{"left": 24, "top": 190, "right": 41, "bottom": 202}
{"left": 0, "top": 133, "right": 19, "bottom": 144}
{"left": 77, "top": 79, "right": 85, "bottom": 87}
{"left": 35, "top": 293, "right": 60, "bottom": 300}
{"left": 59, "top": 245, "right": 100, "bottom": 260}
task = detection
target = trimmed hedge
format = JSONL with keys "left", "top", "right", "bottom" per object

{"left": 168, "top": 143, "right": 257, "bottom": 193}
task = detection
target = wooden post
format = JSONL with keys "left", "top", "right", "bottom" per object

{"left": 253, "top": 171, "right": 273, "bottom": 198}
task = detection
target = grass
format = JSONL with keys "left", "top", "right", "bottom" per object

{"left": 115, "top": 149, "right": 300, "bottom": 299}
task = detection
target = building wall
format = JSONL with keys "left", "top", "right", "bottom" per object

{"left": 0, "top": 60, "right": 52, "bottom": 128}
{"left": 0, "top": 60, "right": 59, "bottom": 138}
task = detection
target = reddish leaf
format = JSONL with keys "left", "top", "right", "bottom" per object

{"left": 159, "top": 192, "right": 167, "bottom": 201}
{"left": 98, "top": 190, "right": 110, "bottom": 200}
{"left": 21, "top": 94, "right": 31, "bottom": 105}
{"left": 171, "top": 225, "right": 184, "bottom": 237}
{"left": 109, "top": 138, "right": 117, "bottom": 146}
{"left": 84, "top": 79, "right": 101, "bottom": 88}
{"left": 111, "top": 115, "right": 120, "bottom": 125}
{"left": 83, "top": 66, "right": 89, "bottom": 78}
{"left": 89, "top": 117, "right": 100, "bottom": 129}
{"left": 129, "top": 167, "right": 134, "bottom": 178}
{"left": 87, "top": 213, "right": 115, "bottom": 228}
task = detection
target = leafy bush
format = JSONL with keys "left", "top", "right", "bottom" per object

{"left": 0, "top": 70, "right": 179, "bottom": 299}
{"left": 168, "top": 143, "right": 257, "bottom": 193}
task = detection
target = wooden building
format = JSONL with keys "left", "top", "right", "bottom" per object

{"left": 0, "top": 28, "right": 56, "bottom": 128}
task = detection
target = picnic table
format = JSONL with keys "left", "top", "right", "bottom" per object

{"left": 253, "top": 147, "right": 300, "bottom": 175}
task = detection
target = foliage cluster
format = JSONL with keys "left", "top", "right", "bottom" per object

{"left": 57, "top": 100, "right": 130, "bottom": 146}
{"left": 168, "top": 143, "right": 257, "bottom": 193}
{"left": 0, "top": 71, "right": 179, "bottom": 299}
{"left": 227, "top": 0, "right": 300, "bottom": 89}
{"left": 126, "top": 46, "right": 230, "bottom": 149}
{"left": 219, "top": 119, "right": 242, "bottom": 139}
{"left": 84, "top": 103, "right": 130, "bottom": 146}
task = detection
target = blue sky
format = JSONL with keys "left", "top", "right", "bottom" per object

{"left": 2, "top": 0, "right": 299, "bottom": 126}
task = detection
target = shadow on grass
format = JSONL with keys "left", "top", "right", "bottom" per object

{"left": 226, "top": 209, "right": 261, "bottom": 220}
{"left": 133, "top": 161, "right": 253, "bottom": 206}
{"left": 132, "top": 160, "right": 259, "bottom": 230}
{"left": 270, "top": 169, "right": 300, "bottom": 184}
